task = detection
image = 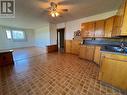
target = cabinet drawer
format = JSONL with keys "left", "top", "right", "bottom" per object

{"left": 101, "top": 52, "right": 127, "bottom": 62}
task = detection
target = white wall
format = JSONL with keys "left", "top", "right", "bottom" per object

{"left": 57, "top": 10, "right": 117, "bottom": 40}
{"left": 50, "top": 23, "right": 57, "bottom": 45}
{"left": 0, "top": 26, "right": 35, "bottom": 50}
{"left": 35, "top": 25, "right": 50, "bottom": 47}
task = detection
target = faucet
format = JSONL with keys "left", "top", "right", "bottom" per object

{"left": 120, "top": 41, "right": 126, "bottom": 52}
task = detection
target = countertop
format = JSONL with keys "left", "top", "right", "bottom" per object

{"left": 80, "top": 44, "right": 127, "bottom": 56}
{"left": 100, "top": 50, "right": 127, "bottom": 56}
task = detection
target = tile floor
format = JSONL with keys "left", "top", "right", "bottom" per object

{"left": 0, "top": 51, "right": 126, "bottom": 95}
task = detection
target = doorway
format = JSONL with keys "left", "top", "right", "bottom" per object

{"left": 57, "top": 28, "right": 65, "bottom": 52}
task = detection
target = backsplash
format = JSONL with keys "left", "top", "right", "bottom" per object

{"left": 83, "top": 38, "right": 127, "bottom": 46}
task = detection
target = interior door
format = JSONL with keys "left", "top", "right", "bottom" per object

{"left": 57, "top": 28, "right": 65, "bottom": 49}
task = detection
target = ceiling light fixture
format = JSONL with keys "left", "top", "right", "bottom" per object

{"left": 50, "top": 11, "right": 60, "bottom": 17}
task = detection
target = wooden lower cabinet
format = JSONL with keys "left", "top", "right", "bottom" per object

{"left": 71, "top": 40, "right": 80, "bottom": 55}
{"left": 79, "top": 45, "right": 95, "bottom": 61}
{"left": 79, "top": 45, "right": 87, "bottom": 59}
{"left": 65, "top": 40, "right": 80, "bottom": 55}
{"left": 65, "top": 40, "right": 72, "bottom": 53}
{"left": 99, "top": 53, "right": 127, "bottom": 90}
{"left": 94, "top": 46, "right": 101, "bottom": 65}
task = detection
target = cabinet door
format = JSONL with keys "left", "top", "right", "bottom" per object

{"left": 95, "top": 20, "right": 105, "bottom": 37}
{"left": 110, "top": 59, "right": 127, "bottom": 90}
{"left": 100, "top": 56, "right": 127, "bottom": 90}
{"left": 65, "top": 40, "right": 72, "bottom": 53}
{"left": 79, "top": 45, "right": 87, "bottom": 59}
{"left": 86, "top": 46, "right": 95, "bottom": 61}
{"left": 112, "top": 0, "right": 126, "bottom": 36}
{"left": 81, "top": 22, "right": 95, "bottom": 37}
{"left": 81, "top": 23, "right": 85, "bottom": 38}
{"left": 121, "top": 0, "right": 127, "bottom": 36}
{"left": 71, "top": 40, "right": 80, "bottom": 55}
{"left": 99, "top": 57, "right": 113, "bottom": 84}
{"left": 94, "top": 46, "right": 101, "bottom": 65}
{"left": 105, "top": 17, "right": 115, "bottom": 37}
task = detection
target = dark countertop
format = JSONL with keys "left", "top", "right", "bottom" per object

{"left": 100, "top": 50, "right": 127, "bottom": 56}
{"left": 80, "top": 44, "right": 127, "bottom": 56}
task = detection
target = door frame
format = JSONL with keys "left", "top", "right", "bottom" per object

{"left": 57, "top": 28, "right": 65, "bottom": 49}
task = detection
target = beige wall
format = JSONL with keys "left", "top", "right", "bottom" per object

{"left": 35, "top": 25, "right": 50, "bottom": 47}
{"left": 50, "top": 23, "right": 57, "bottom": 45}
{"left": 57, "top": 10, "right": 117, "bottom": 40}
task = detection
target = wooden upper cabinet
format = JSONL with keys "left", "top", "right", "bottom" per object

{"left": 104, "top": 16, "right": 115, "bottom": 37}
{"left": 95, "top": 20, "right": 105, "bottom": 37}
{"left": 121, "top": 0, "right": 127, "bottom": 36}
{"left": 112, "top": 0, "right": 127, "bottom": 36}
{"left": 81, "top": 22, "right": 95, "bottom": 38}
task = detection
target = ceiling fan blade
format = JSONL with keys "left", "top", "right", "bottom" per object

{"left": 58, "top": 0, "right": 75, "bottom": 5}
{"left": 61, "top": 9, "right": 68, "bottom": 12}
{"left": 37, "top": 0, "right": 48, "bottom": 2}
{"left": 38, "top": 2, "right": 50, "bottom": 9}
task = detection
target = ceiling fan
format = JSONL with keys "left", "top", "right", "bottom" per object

{"left": 38, "top": 0, "right": 69, "bottom": 17}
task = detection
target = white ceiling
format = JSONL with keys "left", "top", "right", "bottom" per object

{"left": 0, "top": 0, "right": 123, "bottom": 29}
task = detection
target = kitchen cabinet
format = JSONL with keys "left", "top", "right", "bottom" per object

{"left": 112, "top": 0, "right": 127, "bottom": 36}
{"left": 71, "top": 40, "right": 80, "bottom": 55}
{"left": 79, "top": 45, "right": 95, "bottom": 61}
{"left": 81, "top": 22, "right": 95, "bottom": 38}
{"left": 104, "top": 16, "right": 115, "bottom": 37}
{"left": 121, "top": 0, "right": 127, "bottom": 36}
{"left": 86, "top": 45, "right": 95, "bottom": 61}
{"left": 79, "top": 45, "right": 86, "bottom": 59}
{"left": 94, "top": 46, "right": 101, "bottom": 65}
{"left": 65, "top": 40, "right": 72, "bottom": 53}
{"left": 95, "top": 20, "right": 105, "bottom": 37}
{"left": 99, "top": 52, "right": 127, "bottom": 90}
{"left": 65, "top": 40, "right": 80, "bottom": 55}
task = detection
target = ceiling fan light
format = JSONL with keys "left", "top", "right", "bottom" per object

{"left": 50, "top": 11, "right": 60, "bottom": 17}
{"left": 50, "top": 11, "right": 55, "bottom": 17}
{"left": 55, "top": 12, "right": 59, "bottom": 17}
{"left": 51, "top": 13, "right": 55, "bottom": 17}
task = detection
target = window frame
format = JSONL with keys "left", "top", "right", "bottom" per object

{"left": 6, "top": 30, "right": 12, "bottom": 40}
{"left": 6, "top": 29, "right": 27, "bottom": 42}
